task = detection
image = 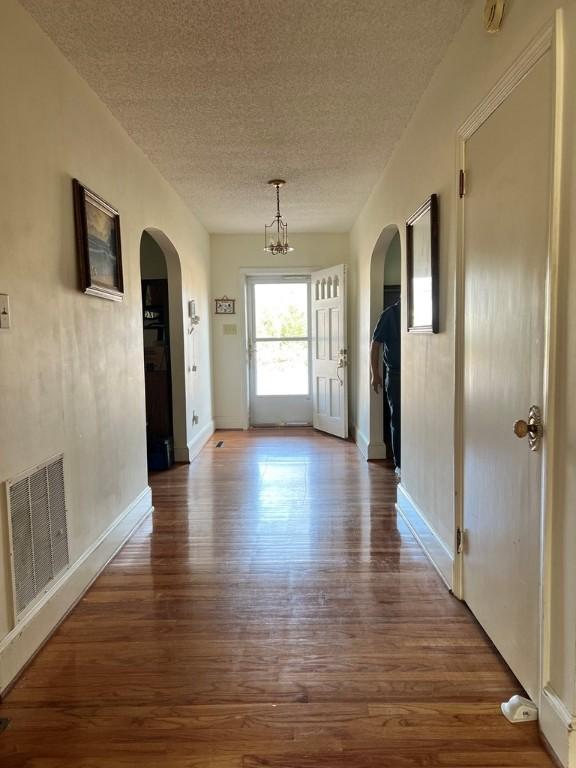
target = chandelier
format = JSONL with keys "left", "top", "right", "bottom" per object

{"left": 264, "top": 179, "right": 294, "bottom": 255}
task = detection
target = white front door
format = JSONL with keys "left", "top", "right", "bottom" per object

{"left": 462, "top": 52, "right": 552, "bottom": 699}
{"left": 247, "top": 277, "right": 313, "bottom": 426}
{"left": 311, "top": 265, "right": 348, "bottom": 439}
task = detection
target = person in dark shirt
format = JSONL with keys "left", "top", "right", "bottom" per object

{"left": 370, "top": 299, "right": 400, "bottom": 470}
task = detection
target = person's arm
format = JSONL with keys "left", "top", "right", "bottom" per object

{"left": 370, "top": 340, "right": 382, "bottom": 393}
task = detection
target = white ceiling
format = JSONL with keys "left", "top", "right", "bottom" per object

{"left": 21, "top": 0, "right": 473, "bottom": 233}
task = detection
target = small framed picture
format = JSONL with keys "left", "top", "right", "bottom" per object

{"left": 73, "top": 179, "right": 124, "bottom": 301}
{"left": 215, "top": 296, "right": 235, "bottom": 314}
{"left": 406, "top": 193, "right": 439, "bottom": 333}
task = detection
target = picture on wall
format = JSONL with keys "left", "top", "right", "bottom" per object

{"left": 214, "top": 296, "right": 236, "bottom": 314}
{"left": 73, "top": 179, "right": 124, "bottom": 301}
{"left": 406, "top": 193, "right": 439, "bottom": 333}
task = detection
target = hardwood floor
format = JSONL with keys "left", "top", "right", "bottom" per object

{"left": 0, "top": 429, "right": 554, "bottom": 766}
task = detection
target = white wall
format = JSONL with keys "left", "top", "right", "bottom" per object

{"left": 0, "top": 0, "right": 213, "bottom": 691}
{"left": 350, "top": 0, "right": 576, "bottom": 763}
{"left": 210, "top": 234, "right": 350, "bottom": 428}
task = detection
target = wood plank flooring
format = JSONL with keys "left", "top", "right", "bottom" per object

{"left": 0, "top": 429, "right": 554, "bottom": 766}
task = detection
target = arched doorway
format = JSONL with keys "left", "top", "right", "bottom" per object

{"left": 368, "top": 225, "right": 401, "bottom": 462}
{"left": 140, "top": 229, "right": 188, "bottom": 468}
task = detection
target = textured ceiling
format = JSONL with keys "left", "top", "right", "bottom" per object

{"left": 20, "top": 0, "right": 473, "bottom": 233}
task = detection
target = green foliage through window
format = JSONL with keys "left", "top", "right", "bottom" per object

{"left": 258, "top": 303, "right": 306, "bottom": 338}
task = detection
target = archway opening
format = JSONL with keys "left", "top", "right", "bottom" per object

{"left": 140, "top": 229, "right": 188, "bottom": 469}
{"left": 369, "top": 225, "right": 401, "bottom": 465}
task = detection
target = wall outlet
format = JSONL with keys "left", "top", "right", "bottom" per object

{"left": 0, "top": 294, "right": 10, "bottom": 329}
{"left": 192, "top": 411, "right": 199, "bottom": 425}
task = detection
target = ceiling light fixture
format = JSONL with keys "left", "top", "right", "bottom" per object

{"left": 264, "top": 179, "right": 294, "bottom": 255}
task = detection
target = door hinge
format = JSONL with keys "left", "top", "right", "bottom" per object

{"left": 456, "top": 527, "right": 464, "bottom": 554}
{"left": 459, "top": 169, "right": 466, "bottom": 198}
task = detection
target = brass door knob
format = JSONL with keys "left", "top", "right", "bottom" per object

{"left": 513, "top": 406, "right": 543, "bottom": 451}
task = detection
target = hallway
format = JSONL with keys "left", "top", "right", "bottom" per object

{"left": 0, "top": 430, "right": 553, "bottom": 766}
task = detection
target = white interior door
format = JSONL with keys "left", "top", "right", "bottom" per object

{"left": 311, "top": 265, "right": 348, "bottom": 439}
{"left": 462, "top": 52, "right": 552, "bottom": 700}
{"left": 247, "top": 277, "right": 313, "bottom": 426}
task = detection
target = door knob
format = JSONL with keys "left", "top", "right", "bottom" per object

{"left": 513, "top": 405, "right": 542, "bottom": 451}
{"left": 336, "top": 349, "right": 347, "bottom": 386}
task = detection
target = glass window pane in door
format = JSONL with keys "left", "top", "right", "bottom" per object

{"left": 254, "top": 283, "right": 308, "bottom": 338}
{"left": 256, "top": 340, "right": 309, "bottom": 395}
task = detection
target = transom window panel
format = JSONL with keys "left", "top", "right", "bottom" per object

{"left": 254, "top": 283, "right": 308, "bottom": 338}
{"left": 314, "top": 275, "right": 340, "bottom": 300}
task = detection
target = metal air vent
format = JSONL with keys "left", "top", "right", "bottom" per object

{"left": 6, "top": 455, "right": 69, "bottom": 619}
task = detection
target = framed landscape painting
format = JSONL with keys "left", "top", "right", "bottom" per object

{"left": 73, "top": 179, "right": 124, "bottom": 301}
{"left": 406, "top": 193, "right": 439, "bottom": 333}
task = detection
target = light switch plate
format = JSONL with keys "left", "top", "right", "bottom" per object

{"left": 0, "top": 294, "right": 10, "bottom": 329}
{"left": 223, "top": 324, "right": 237, "bottom": 336}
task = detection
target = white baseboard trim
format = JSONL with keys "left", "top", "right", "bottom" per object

{"left": 354, "top": 427, "right": 368, "bottom": 459}
{"left": 174, "top": 443, "right": 189, "bottom": 463}
{"left": 355, "top": 429, "right": 388, "bottom": 460}
{"left": 0, "top": 485, "right": 153, "bottom": 695}
{"left": 214, "top": 417, "right": 247, "bottom": 430}
{"left": 396, "top": 484, "right": 453, "bottom": 588}
{"left": 367, "top": 441, "right": 388, "bottom": 460}
{"left": 356, "top": 428, "right": 369, "bottom": 459}
{"left": 187, "top": 420, "right": 215, "bottom": 461}
{"left": 540, "top": 684, "right": 573, "bottom": 767}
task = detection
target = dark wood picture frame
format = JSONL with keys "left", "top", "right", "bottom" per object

{"left": 214, "top": 296, "right": 236, "bottom": 314}
{"left": 73, "top": 179, "right": 124, "bottom": 301}
{"left": 406, "top": 193, "right": 439, "bottom": 333}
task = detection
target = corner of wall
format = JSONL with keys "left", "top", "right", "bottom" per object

{"left": 355, "top": 427, "right": 388, "bottom": 461}
{"left": 540, "top": 684, "right": 574, "bottom": 768}
{"left": 186, "top": 420, "right": 215, "bottom": 462}
{"left": 354, "top": 427, "right": 368, "bottom": 459}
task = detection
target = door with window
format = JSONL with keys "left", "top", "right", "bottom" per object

{"left": 247, "top": 277, "right": 313, "bottom": 426}
{"left": 311, "top": 264, "right": 348, "bottom": 439}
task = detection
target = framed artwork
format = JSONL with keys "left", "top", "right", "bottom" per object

{"left": 406, "top": 193, "right": 439, "bottom": 333}
{"left": 73, "top": 179, "right": 124, "bottom": 301}
{"left": 215, "top": 296, "right": 235, "bottom": 314}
